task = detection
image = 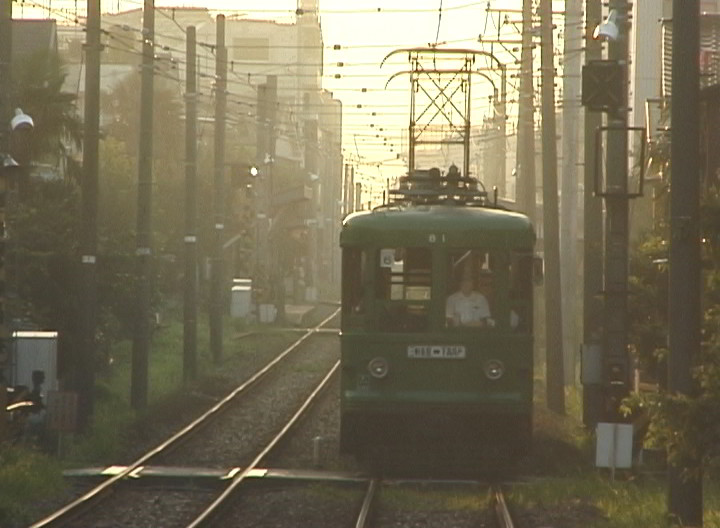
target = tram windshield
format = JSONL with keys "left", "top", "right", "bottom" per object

{"left": 445, "top": 249, "right": 531, "bottom": 332}
{"left": 446, "top": 250, "right": 495, "bottom": 329}
{"left": 375, "top": 247, "right": 431, "bottom": 332}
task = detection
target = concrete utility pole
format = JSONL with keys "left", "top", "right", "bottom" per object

{"left": 209, "top": 14, "right": 227, "bottom": 363}
{"left": 183, "top": 25, "right": 198, "bottom": 382}
{"left": 78, "top": 0, "right": 102, "bottom": 430}
{"left": 0, "top": 0, "right": 11, "bottom": 440}
{"left": 255, "top": 83, "right": 268, "bottom": 288}
{"left": 668, "top": 0, "right": 702, "bottom": 523}
{"left": 561, "top": 0, "right": 583, "bottom": 385}
{"left": 540, "top": 0, "right": 565, "bottom": 414}
{"left": 265, "top": 76, "right": 282, "bottom": 322}
{"left": 304, "top": 99, "right": 318, "bottom": 300}
{"left": 582, "top": 0, "right": 605, "bottom": 427}
{"left": 517, "top": 0, "right": 536, "bottom": 220}
{"left": 131, "top": 0, "right": 154, "bottom": 410}
{"left": 497, "top": 75, "right": 507, "bottom": 198}
{"left": 254, "top": 76, "right": 277, "bottom": 315}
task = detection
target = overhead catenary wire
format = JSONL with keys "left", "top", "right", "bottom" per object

{"left": 27, "top": 0, "right": 572, "bottom": 178}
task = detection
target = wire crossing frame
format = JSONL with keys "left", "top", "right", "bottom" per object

{"left": 381, "top": 48, "right": 507, "bottom": 178}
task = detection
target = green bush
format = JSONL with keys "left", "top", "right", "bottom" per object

{"left": 0, "top": 444, "right": 66, "bottom": 526}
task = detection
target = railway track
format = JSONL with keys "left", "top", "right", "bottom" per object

{"left": 30, "top": 310, "right": 340, "bottom": 528}
{"left": 30, "top": 304, "right": 523, "bottom": 528}
{"left": 492, "top": 484, "right": 517, "bottom": 528}
{"left": 194, "top": 477, "right": 518, "bottom": 527}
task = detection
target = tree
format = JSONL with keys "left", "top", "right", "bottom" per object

{"left": 626, "top": 127, "right": 720, "bottom": 473}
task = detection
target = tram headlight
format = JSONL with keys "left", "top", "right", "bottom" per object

{"left": 483, "top": 359, "right": 505, "bottom": 380}
{"left": 368, "top": 357, "right": 390, "bottom": 379}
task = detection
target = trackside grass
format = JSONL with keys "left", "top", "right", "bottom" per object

{"left": 0, "top": 445, "right": 67, "bottom": 527}
{"left": 510, "top": 474, "right": 720, "bottom": 527}
{"left": 525, "top": 380, "right": 720, "bottom": 527}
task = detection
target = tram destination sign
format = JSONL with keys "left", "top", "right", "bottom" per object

{"left": 407, "top": 345, "right": 466, "bottom": 359}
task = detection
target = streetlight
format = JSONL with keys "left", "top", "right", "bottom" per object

{"left": 0, "top": 107, "right": 32, "bottom": 433}
{"left": 8, "top": 108, "right": 33, "bottom": 167}
{"left": 592, "top": 10, "right": 620, "bottom": 41}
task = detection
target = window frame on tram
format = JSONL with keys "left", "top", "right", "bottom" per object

{"left": 342, "top": 244, "right": 535, "bottom": 335}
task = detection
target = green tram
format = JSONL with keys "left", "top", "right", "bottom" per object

{"left": 339, "top": 167, "right": 538, "bottom": 464}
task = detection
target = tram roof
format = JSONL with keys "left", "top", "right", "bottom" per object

{"left": 341, "top": 204, "right": 535, "bottom": 248}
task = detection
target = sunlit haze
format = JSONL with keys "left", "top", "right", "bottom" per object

{"left": 16, "top": 1, "right": 532, "bottom": 193}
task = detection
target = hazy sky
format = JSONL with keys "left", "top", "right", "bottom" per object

{"left": 19, "top": 1, "right": 530, "bottom": 185}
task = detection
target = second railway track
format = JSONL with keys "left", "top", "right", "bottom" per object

{"left": 31, "top": 310, "right": 340, "bottom": 528}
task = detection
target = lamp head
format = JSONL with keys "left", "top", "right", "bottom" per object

{"left": 593, "top": 10, "right": 620, "bottom": 41}
{"left": 1, "top": 154, "right": 19, "bottom": 169}
{"left": 10, "top": 108, "right": 34, "bottom": 131}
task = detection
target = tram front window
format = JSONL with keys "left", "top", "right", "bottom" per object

{"left": 446, "top": 249, "right": 496, "bottom": 329}
{"left": 375, "top": 247, "right": 431, "bottom": 332}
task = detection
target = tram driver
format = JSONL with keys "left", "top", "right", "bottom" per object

{"left": 445, "top": 277, "right": 493, "bottom": 327}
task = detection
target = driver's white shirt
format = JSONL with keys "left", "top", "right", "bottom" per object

{"left": 446, "top": 291, "right": 491, "bottom": 326}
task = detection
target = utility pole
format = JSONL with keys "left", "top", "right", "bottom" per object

{"left": 78, "top": 0, "right": 102, "bottom": 430}
{"left": 183, "top": 25, "right": 198, "bottom": 382}
{"left": 517, "top": 0, "right": 536, "bottom": 220}
{"left": 304, "top": 95, "right": 318, "bottom": 302}
{"left": 210, "top": 14, "right": 226, "bottom": 363}
{"left": 561, "top": 0, "right": 583, "bottom": 386}
{"left": 255, "top": 76, "right": 279, "bottom": 319}
{"left": 540, "top": 0, "right": 565, "bottom": 414}
{"left": 265, "top": 76, "right": 281, "bottom": 321}
{"left": 131, "top": 0, "right": 154, "bottom": 410}
{"left": 582, "top": 0, "right": 605, "bottom": 427}
{"left": 255, "top": 83, "right": 268, "bottom": 291}
{"left": 0, "top": 0, "right": 11, "bottom": 440}
{"left": 602, "top": 0, "right": 631, "bottom": 420}
{"left": 497, "top": 73, "right": 507, "bottom": 197}
{"left": 668, "top": 0, "right": 702, "bottom": 523}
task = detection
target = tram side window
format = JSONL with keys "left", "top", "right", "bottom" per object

{"left": 342, "top": 248, "right": 366, "bottom": 320}
{"left": 509, "top": 252, "right": 534, "bottom": 333}
{"left": 375, "top": 247, "right": 431, "bottom": 332}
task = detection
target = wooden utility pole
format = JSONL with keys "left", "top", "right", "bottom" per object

{"left": 210, "top": 15, "right": 226, "bottom": 363}
{"left": 131, "top": 0, "right": 155, "bottom": 410}
{"left": 183, "top": 26, "right": 198, "bottom": 382}
{"left": 540, "top": 0, "right": 565, "bottom": 414}
{"left": 517, "top": 0, "right": 535, "bottom": 220}
{"left": 668, "top": 0, "right": 702, "bottom": 523}
{"left": 77, "top": 0, "right": 102, "bottom": 429}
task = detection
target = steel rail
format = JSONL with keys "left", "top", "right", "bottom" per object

{"left": 30, "top": 309, "right": 339, "bottom": 528}
{"left": 355, "top": 478, "right": 379, "bottom": 528}
{"left": 493, "top": 485, "right": 515, "bottom": 528}
{"left": 187, "top": 359, "right": 341, "bottom": 527}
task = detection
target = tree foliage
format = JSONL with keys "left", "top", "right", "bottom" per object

{"left": 626, "top": 177, "right": 720, "bottom": 473}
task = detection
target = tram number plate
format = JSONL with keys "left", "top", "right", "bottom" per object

{"left": 407, "top": 345, "right": 466, "bottom": 359}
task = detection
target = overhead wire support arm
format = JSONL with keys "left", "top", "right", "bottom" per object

{"left": 381, "top": 47, "right": 507, "bottom": 180}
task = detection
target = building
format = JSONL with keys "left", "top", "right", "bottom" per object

{"left": 54, "top": 1, "right": 343, "bottom": 302}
